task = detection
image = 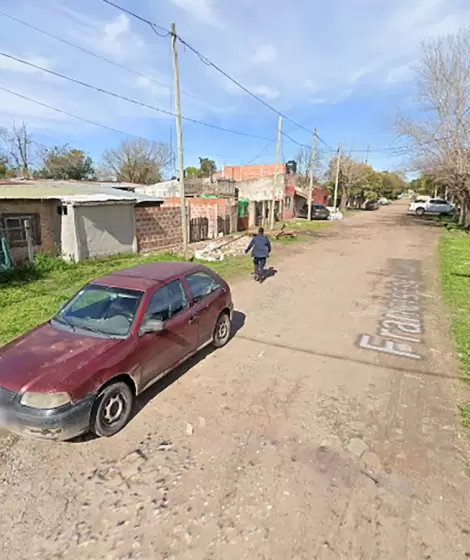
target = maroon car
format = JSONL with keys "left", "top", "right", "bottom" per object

{"left": 0, "top": 262, "right": 233, "bottom": 440}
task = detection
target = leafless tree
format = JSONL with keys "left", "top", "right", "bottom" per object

{"left": 396, "top": 26, "right": 470, "bottom": 224}
{"left": 0, "top": 121, "right": 34, "bottom": 177}
{"left": 102, "top": 139, "right": 172, "bottom": 185}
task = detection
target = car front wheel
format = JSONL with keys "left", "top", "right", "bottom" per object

{"left": 213, "top": 312, "right": 231, "bottom": 348}
{"left": 415, "top": 207, "right": 425, "bottom": 216}
{"left": 91, "top": 381, "right": 134, "bottom": 437}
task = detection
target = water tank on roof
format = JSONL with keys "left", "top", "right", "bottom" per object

{"left": 286, "top": 160, "right": 297, "bottom": 175}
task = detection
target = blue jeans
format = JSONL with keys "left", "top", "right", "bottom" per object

{"left": 253, "top": 257, "right": 266, "bottom": 279}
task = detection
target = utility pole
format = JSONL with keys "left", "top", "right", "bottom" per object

{"left": 270, "top": 116, "right": 283, "bottom": 229}
{"left": 365, "top": 145, "right": 370, "bottom": 165}
{"left": 307, "top": 128, "right": 317, "bottom": 221}
{"left": 333, "top": 142, "right": 341, "bottom": 211}
{"left": 171, "top": 23, "right": 188, "bottom": 259}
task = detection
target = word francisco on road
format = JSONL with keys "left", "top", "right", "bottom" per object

{"left": 358, "top": 258, "right": 424, "bottom": 360}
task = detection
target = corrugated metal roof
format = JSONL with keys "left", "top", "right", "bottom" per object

{"left": 0, "top": 180, "right": 163, "bottom": 205}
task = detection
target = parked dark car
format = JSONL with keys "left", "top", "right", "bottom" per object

{"left": 365, "top": 200, "right": 379, "bottom": 211}
{"left": 0, "top": 262, "right": 233, "bottom": 441}
{"left": 297, "top": 203, "right": 330, "bottom": 220}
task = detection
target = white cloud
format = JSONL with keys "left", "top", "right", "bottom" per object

{"left": 252, "top": 45, "right": 277, "bottom": 64}
{"left": 251, "top": 85, "right": 280, "bottom": 100}
{"left": 169, "top": 0, "right": 219, "bottom": 25}
{"left": 0, "top": 0, "right": 469, "bottom": 144}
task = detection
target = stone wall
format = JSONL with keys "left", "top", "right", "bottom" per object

{"left": 135, "top": 206, "right": 182, "bottom": 253}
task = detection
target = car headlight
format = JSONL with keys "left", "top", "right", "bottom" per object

{"left": 20, "top": 392, "right": 71, "bottom": 409}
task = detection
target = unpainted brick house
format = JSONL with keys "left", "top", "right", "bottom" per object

{"left": 0, "top": 181, "right": 167, "bottom": 263}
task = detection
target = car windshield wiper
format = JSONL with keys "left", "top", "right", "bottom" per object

{"left": 53, "top": 315, "right": 76, "bottom": 331}
{"left": 78, "top": 324, "right": 112, "bottom": 338}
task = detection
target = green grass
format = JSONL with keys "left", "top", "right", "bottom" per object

{"left": 0, "top": 251, "right": 251, "bottom": 346}
{"left": 440, "top": 235, "right": 470, "bottom": 381}
{"left": 279, "top": 219, "right": 332, "bottom": 233}
{"left": 439, "top": 234, "right": 470, "bottom": 434}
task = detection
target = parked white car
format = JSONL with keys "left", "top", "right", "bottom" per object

{"left": 408, "top": 198, "right": 455, "bottom": 216}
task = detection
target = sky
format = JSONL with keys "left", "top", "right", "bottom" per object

{"left": 0, "top": 0, "right": 469, "bottom": 177}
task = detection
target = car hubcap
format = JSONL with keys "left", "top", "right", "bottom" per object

{"left": 217, "top": 317, "right": 229, "bottom": 341}
{"left": 103, "top": 393, "right": 125, "bottom": 425}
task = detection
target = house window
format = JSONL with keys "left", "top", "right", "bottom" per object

{"left": 285, "top": 196, "right": 292, "bottom": 209}
{"left": 1, "top": 214, "right": 41, "bottom": 247}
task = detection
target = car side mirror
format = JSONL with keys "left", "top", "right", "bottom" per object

{"left": 139, "top": 319, "right": 165, "bottom": 336}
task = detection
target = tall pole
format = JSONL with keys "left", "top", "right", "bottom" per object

{"left": 333, "top": 142, "right": 341, "bottom": 211}
{"left": 171, "top": 23, "right": 188, "bottom": 259}
{"left": 271, "top": 116, "right": 283, "bottom": 229}
{"left": 365, "top": 144, "right": 370, "bottom": 165}
{"left": 307, "top": 128, "right": 317, "bottom": 221}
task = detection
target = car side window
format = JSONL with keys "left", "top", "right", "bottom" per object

{"left": 186, "top": 272, "right": 221, "bottom": 303}
{"left": 144, "top": 280, "right": 188, "bottom": 322}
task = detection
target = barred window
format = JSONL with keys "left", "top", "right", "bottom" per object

{"left": 0, "top": 214, "right": 41, "bottom": 247}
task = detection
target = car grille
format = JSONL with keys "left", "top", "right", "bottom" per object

{"left": 0, "top": 387, "right": 16, "bottom": 405}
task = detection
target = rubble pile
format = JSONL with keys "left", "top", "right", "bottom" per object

{"left": 194, "top": 234, "right": 251, "bottom": 261}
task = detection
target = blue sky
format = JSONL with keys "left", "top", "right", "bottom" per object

{"left": 0, "top": 0, "right": 469, "bottom": 176}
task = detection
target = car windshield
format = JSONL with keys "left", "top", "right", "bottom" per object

{"left": 53, "top": 284, "right": 144, "bottom": 338}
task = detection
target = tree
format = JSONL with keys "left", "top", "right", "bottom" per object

{"left": 0, "top": 156, "right": 9, "bottom": 178}
{"left": 38, "top": 144, "right": 95, "bottom": 180}
{"left": 0, "top": 121, "right": 34, "bottom": 177}
{"left": 198, "top": 157, "right": 216, "bottom": 178}
{"left": 102, "top": 139, "right": 171, "bottom": 184}
{"left": 185, "top": 166, "right": 200, "bottom": 178}
{"left": 396, "top": 26, "right": 470, "bottom": 225}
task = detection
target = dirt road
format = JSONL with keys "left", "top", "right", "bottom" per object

{"left": 1, "top": 203, "right": 470, "bottom": 559}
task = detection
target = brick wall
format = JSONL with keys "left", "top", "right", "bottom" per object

{"left": 135, "top": 206, "right": 182, "bottom": 253}
{"left": 214, "top": 164, "right": 285, "bottom": 182}
{"left": 162, "top": 198, "right": 235, "bottom": 240}
{"left": 0, "top": 199, "right": 57, "bottom": 262}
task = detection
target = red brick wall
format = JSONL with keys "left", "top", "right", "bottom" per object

{"left": 214, "top": 164, "right": 285, "bottom": 182}
{"left": 0, "top": 199, "right": 57, "bottom": 262}
{"left": 162, "top": 198, "right": 235, "bottom": 240}
{"left": 135, "top": 206, "right": 182, "bottom": 253}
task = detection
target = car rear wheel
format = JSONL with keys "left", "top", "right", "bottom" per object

{"left": 213, "top": 312, "right": 231, "bottom": 349}
{"left": 415, "top": 207, "right": 425, "bottom": 216}
{"left": 91, "top": 381, "right": 134, "bottom": 437}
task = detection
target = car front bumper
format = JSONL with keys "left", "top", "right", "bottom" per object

{"left": 0, "top": 387, "right": 94, "bottom": 441}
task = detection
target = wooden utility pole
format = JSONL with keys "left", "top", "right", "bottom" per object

{"left": 171, "top": 23, "right": 188, "bottom": 259}
{"left": 365, "top": 145, "right": 370, "bottom": 165}
{"left": 270, "top": 116, "right": 283, "bottom": 229}
{"left": 307, "top": 128, "right": 317, "bottom": 221}
{"left": 333, "top": 142, "right": 341, "bottom": 211}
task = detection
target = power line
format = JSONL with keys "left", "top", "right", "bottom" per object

{"left": 0, "top": 52, "right": 275, "bottom": 142}
{"left": 0, "top": 85, "right": 255, "bottom": 160}
{"left": 102, "top": 0, "right": 170, "bottom": 36}
{"left": 100, "top": 0, "right": 335, "bottom": 150}
{"left": 245, "top": 140, "right": 276, "bottom": 164}
{"left": 0, "top": 9, "right": 221, "bottom": 109}
{"left": 0, "top": 85, "right": 157, "bottom": 142}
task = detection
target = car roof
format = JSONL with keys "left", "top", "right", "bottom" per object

{"left": 92, "top": 261, "right": 208, "bottom": 291}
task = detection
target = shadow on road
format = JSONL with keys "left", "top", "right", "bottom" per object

{"left": 70, "top": 310, "right": 246, "bottom": 444}
{"left": 262, "top": 267, "right": 278, "bottom": 282}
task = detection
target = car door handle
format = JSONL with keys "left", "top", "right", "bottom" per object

{"left": 188, "top": 315, "right": 198, "bottom": 324}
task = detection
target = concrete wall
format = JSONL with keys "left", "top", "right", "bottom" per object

{"left": 135, "top": 206, "right": 182, "bottom": 253}
{"left": 0, "top": 199, "right": 58, "bottom": 262}
{"left": 74, "top": 203, "right": 137, "bottom": 261}
{"left": 236, "top": 176, "right": 285, "bottom": 202}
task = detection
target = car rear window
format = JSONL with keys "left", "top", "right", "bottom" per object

{"left": 186, "top": 272, "right": 221, "bottom": 303}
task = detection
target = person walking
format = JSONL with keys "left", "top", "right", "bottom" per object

{"left": 244, "top": 227, "right": 271, "bottom": 282}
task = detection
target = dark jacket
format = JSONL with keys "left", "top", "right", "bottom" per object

{"left": 245, "top": 234, "right": 271, "bottom": 259}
